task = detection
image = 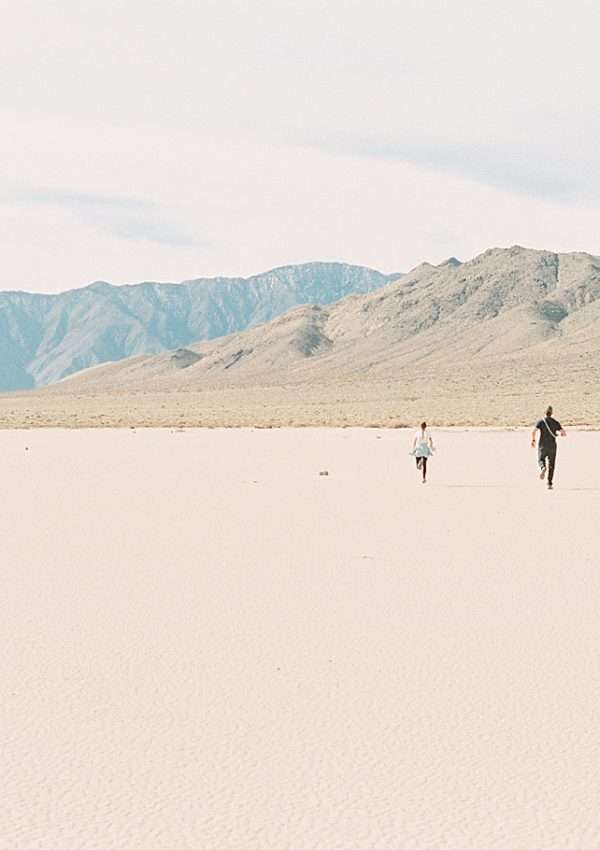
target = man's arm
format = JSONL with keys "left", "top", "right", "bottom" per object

{"left": 531, "top": 426, "right": 538, "bottom": 447}
{"left": 555, "top": 420, "right": 566, "bottom": 437}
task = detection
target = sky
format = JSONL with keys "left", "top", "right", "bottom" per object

{"left": 1, "top": 0, "right": 600, "bottom": 293}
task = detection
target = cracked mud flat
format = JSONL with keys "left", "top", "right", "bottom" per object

{"left": 2, "top": 428, "right": 600, "bottom": 849}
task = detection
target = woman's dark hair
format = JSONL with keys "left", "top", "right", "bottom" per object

{"left": 421, "top": 421, "right": 427, "bottom": 430}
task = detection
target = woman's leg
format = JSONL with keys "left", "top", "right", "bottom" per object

{"left": 421, "top": 457, "right": 427, "bottom": 481}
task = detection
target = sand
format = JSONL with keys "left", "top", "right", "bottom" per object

{"left": 3, "top": 427, "right": 600, "bottom": 849}
{"left": 2, "top": 363, "right": 600, "bottom": 429}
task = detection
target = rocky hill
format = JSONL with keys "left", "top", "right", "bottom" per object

{"left": 54, "top": 246, "right": 600, "bottom": 394}
{"left": 0, "top": 262, "right": 395, "bottom": 391}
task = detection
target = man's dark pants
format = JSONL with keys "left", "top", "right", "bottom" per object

{"left": 538, "top": 445, "right": 557, "bottom": 485}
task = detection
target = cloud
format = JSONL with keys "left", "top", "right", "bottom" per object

{"left": 288, "top": 133, "right": 600, "bottom": 204}
{"left": 1, "top": 0, "right": 600, "bottom": 291}
{"left": 7, "top": 185, "right": 201, "bottom": 248}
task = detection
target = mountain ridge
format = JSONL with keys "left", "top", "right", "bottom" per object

{"left": 0, "top": 262, "right": 397, "bottom": 390}
{"left": 52, "top": 245, "right": 600, "bottom": 394}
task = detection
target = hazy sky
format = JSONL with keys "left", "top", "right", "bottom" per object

{"left": 2, "top": 0, "right": 600, "bottom": 292}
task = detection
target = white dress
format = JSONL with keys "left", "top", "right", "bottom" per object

{"left": 414, "top": 429, "right": 433, "bottom": 458}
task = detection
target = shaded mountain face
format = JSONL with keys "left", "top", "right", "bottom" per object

{"left": 0, "top": 263, "right": 395, "bottom": 390}
{"left": 54, "top": 246, "right": 600, "bottom": 393}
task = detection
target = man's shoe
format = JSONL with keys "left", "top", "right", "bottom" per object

{"left": 547, "top": 483, "right": 553, "bottom": 490}
{"left": 540, "top": 466, "right": 546, "bottom": 480}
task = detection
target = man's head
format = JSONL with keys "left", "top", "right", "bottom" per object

{"left": 546, "top": 405, "right": 553, "bottom": 417}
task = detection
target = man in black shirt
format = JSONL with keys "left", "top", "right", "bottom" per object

{"left": 531, "top": 405, "right": 566, "bottom": 490}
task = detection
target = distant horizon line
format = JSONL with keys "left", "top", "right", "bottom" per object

{"left": 2, "top": 243, "right": 599, "bottom": 298}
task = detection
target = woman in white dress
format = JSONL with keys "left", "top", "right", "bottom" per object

{"left": 412, "top": 421, "right": 434, "bottom": 483}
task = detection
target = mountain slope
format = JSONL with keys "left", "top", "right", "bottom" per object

{"left": 54, "top": 246, "right": 600, "bottom": 395}
{"left": 0, "top": 262, "right": 395, "bottom": 390}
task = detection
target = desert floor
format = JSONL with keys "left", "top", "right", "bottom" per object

{"left": 3, "top": 428, "right": 600, "bottom": 849}
{"left": 2, "top": 361, "right": 600, "bottom": 429}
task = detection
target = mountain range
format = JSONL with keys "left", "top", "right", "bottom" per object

{"left": 52, "top": 246, "right": 600, "bottom": 395}
{"left": 0, "top": 263, "right": 395, "bottom": 392}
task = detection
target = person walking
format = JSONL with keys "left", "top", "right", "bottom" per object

{"left": 412, "top": 421, "right": 434, "bottom": 484}
{"left": 531, "top": 405, "right": 566, "bottom": 490}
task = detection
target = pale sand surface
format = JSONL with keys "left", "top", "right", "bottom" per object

{"left": 3, "top": 428, "right": 600, "bottom": 849}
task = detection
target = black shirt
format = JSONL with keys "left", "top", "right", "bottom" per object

{"left": 536, "top": 416, "right": 562, "bottom": 450}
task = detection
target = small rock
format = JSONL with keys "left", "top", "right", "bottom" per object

{"left": 319, "top": 470, "right": 329, "bottom": 476}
